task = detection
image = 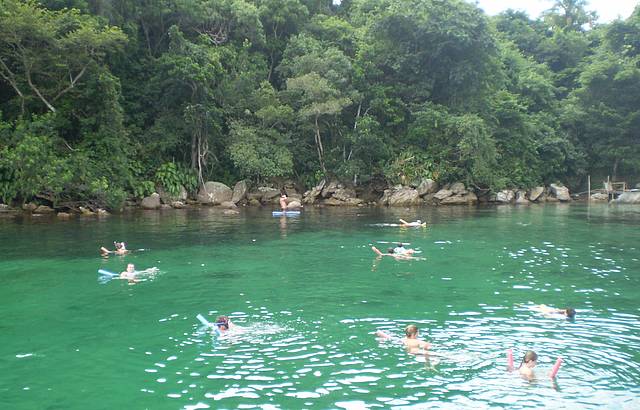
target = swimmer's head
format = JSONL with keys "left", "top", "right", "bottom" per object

{"left": 396, "top": 243, "right": 403, "bottom": 247}
{"left": 417, "top": 220, "right": 422, "bottom": 223}
{"left": 114, "top": 241, "right": 122, "bottom": 249}
{"left": 126, "top": 263, "right": 135, "bottom": 273}
{"left": 564, "top": 308, "right": 576, "bottom": 319}
{"left": 520, "top": 350, "right": 538, "bottom": 368}
{"left": 215, "top": 315, "right": 230, "bottom": 331}
{"left": 405, "top": 324, "right": 419, "bottom": 338}
{"left": 387, "top": 247, "right": 395, "bottom": 254}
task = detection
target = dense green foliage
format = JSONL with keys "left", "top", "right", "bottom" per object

{"left": 1, "top": 0, "right": 638, "bottom": 208}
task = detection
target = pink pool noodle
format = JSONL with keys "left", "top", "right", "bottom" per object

{"left": 549, "top": 357, "right": 563, "bottom": 379}
{"left": 507, "top": 349, "right": 514, "bottom": 370}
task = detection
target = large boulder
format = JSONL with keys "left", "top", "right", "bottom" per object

{"left": 197, "top": 182, "right": 233, "bottom": 205}
{"left": 257, "top": 186, "right": 280, "bottom": 203}
{"left": 287, "top": 200, "right": 302, "bottom": 209}
{"left": 450, "top": 182, "right": 467, "bottom": 195}
{"left": 321, "top": 180, "right": 341, "bottom": 198}
{"left": 550, "top": 183, "right": 571, "bottom": 201}
{"left": 232, "top": 180, "right": 249, "bottom": 204}
{"left": 157, "top": 185, "right": 187, "bottom": 204}
{"left": 141, "top": 193, "right": 161, "bottom": 209}
{"left": 515, "top": 190, "right": 530, "bottom": 204}
{"left": 388, "top": 188, "right": 421, "bottom": 206}
{"left": 34, "top": 205, "right": 55, "bottom": 214}
{"left": 220, "top": 201, "right": 237, "bottom": 209}
{"left": 22, "top": 203, "right": 37, "bottom": 212}
{"left": 417, "top": 179, "right": 439, "bottom": 196}
{"left": 616, "top": 192, "right": 640, "bottom": 204}
{"left": 433, "top": 189, "right": 453, "bottom": 200}
{"left": 440, "top": 192, "right": 478, "bottom": 205}
{"left": 332, "top": 188, "right": 357, "bottom": 202}
{"left": 590, "top": 193, "right": 608, "bottom": 201}
{"left": 495, "top": 190, "right": 515, "bottom": 203}
{"left": 303, "top": 180, "right": 326, "bottom": 204}
{"left": 528, "top": 186, "right": 545, "bottom": 202}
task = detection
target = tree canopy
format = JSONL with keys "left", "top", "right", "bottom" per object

{"left": 0, "top": 0, "right": 638, "bottom": 208}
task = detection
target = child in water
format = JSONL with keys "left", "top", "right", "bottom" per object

{"left": 529, "top": 304, "right": 576, "bottom": 319}
{"left": 508, "top": 349, "right": 563, "bottom": 381}
{"left": 376, "top": 324, "right": 431, "bottom": 354}
{"left": 100, "top": 241, "right": 129, "bottom": 256}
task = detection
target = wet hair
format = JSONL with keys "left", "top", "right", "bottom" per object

{"left": 405, "top": 324, "right": 418, "bottom": 337}
{"left": 215, "top": 315, "right": 230, "bottom": 330}
{"left": 396, "top": 243, "right": 403, "bottom": 247}
{"left": 114, "top": 241, "right": 122, "bottom": 249}
{"left": 564, "top": 308, "right": 576, "bottom": 319}
{"left": 519, "top": 350, "right": 538, "bottom": 368}
{"left": 387, "top": 247, "right": 395, "bottom": 254}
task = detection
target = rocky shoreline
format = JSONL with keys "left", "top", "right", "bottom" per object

{"left": 2, "top": 178, "right": 639, "bottom": 219}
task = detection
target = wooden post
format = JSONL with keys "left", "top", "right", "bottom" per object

{"left": 588, "top": 175, "right": 591, "bottom": 202}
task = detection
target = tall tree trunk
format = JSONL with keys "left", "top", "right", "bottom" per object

{"left": 314, "top": 115, "right": 326, "bottom": 174}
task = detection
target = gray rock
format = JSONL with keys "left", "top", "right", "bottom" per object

{"left": 495, "top": 190, "right": 515, "bottom": 203}
{"left": 440, "top": 192, "right": 478, "bottom": 205}
{"left": 248, "top": 198, "right": 261, "bottom": 207}
{"left": 590, "top": 193, "right": 608, "bottom": 201}
{"left": 57, "top": 212, "right": 71, "bottom": 219}
{"left": 34, "top": 205, "right": 55, "bottom": 214}
{"left": 220, "top": 201, "right": 237, "bottom": 209}
{"left": 257, "top": 186, "right": 280, "bottom": 202}
{"left": 171, "top": 201, "right": 185, "bottom": 209}
{"left": 450, "top": 182, "right": 467, "bottom": 195}
{"left": 433, "top": 189, "right": 453, "bottom": 200}
{"left": 197, "top": 182, "right": 233, "bottom": 205}
{"left": 323, "top": 197, "right": 345, "bottom": 206}
{"left": 417, "top": 179, "right": 439, "bottom": 196}
{"left": 141, "top": 193, "right": 161, "bottom": 209}
{"left": 332, "top": 188, "right": 357, "bottom": 202}
{"left": 232, "top": 180, "right": 248, "bottom": 204}
{"left": 97, "top": 208, "right": 110, "bottom": 216}
{"left": 79, "top": 206, "right": 95, "bottom": 216}
{"left": 616, "top": 191, "right": 640, "bottom": 204}
{"left": 161, "top": 204, "right": 172, "bottom": 209}
{"left": 550, "top": 183, "right": 571, "bottom": 201}
{"left": 321, "top": 180, "right": 341, "bottom": 198}
{"left": 287, "top": 200, "right": 302, "bottom": 209}
{"left": 22, "top": 203, "right": 37, "bottom": 212}
{"left": 515, "top": 190, "right": 530, "bottom": 204}
{"left": 528, "top": 186, "right": 545, "bottom": 202}
{"left": 157, "top": 185, "right": 187, "bottom": 204}
{"left": 223, "top": 209, "right": 240, "bottom": 215}
{"left": 388, "top": 188, "right": 421, "bottom": 206}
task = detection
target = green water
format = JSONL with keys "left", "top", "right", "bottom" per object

{"left": 1, "top": 204, "right": 639, "bottom": 409}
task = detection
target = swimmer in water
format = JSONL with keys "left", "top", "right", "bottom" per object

{"left": 376, "top": 324, "right": 431, "bottom": 354}
{"left": 371, "top": 246, "right": 420, "bottom": 260}
{"left": 100, "top": 241, "right": 130, "bottom": 256}
{"left": 529, "top": 304, "right": 576, "bottom": 319}
{"left": 393, "top": 243, "right": 415, "bottom": 256}
{"left": 507, "top": 349, "right": 563, "bottom": 381}
{"left": 119, "top": 263, "right": 158, "bottom": 283}
{"left": 518, "top": 350, "right": 538, "bottom": 380}
{"left": 399, "top": 218, "right": 426, "bottom": 228}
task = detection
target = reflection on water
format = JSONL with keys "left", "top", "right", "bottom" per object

{"left": 1, "top": 204, "right": 640, "bottom": 409}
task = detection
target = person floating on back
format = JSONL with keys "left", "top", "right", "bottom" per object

{"left": 376, "top": 324, "right": 431, "bottom": 354}
{"left": 528, "top": 304, "right": 576, "bottom": 319}
{"left": 371, "top": 246, "right": 420, "bottom": 260}
{"left": 507, "top": 349, "right": 563, "bottom": 381}
{"left": 399, "top": 218, "right": 426, "bottom": 228}
{"left": 100, "top": 241, "right": 130, "bottom": 256}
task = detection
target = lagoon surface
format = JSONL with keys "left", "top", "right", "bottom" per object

{"left": 1, "top": 204, "right": 640, "bottom": 409}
